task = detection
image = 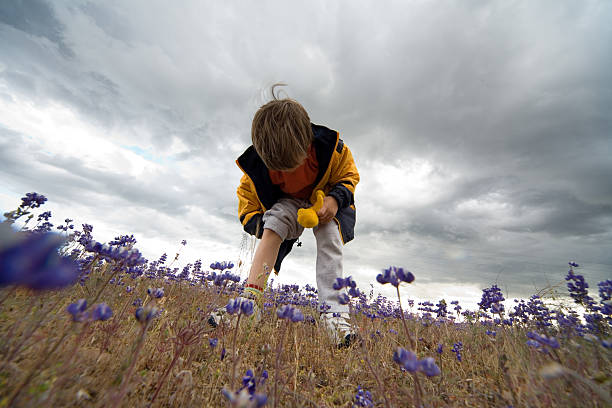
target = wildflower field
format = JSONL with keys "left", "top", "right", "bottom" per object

{"left": 0, "top": 193, "right": 610, "bottom": 407}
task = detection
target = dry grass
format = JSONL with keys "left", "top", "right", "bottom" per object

{"left": 0, "top": 268, "right": 610, "bottom": 408}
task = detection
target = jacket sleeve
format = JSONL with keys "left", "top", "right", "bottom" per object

{"left": 237, "top": 174, "right": 265, "bottom": 238}
{"left": 327, "top": 140, "right": 360, "bottom": 209}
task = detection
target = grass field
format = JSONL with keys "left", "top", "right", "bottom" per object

{"left": 0, "top": 193, "right": 610, "bottom": 407}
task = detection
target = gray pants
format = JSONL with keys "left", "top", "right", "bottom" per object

{"left": 262, "top": 197, "right": 348, "bottom": 314}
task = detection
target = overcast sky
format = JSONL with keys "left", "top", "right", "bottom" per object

{"left": 1, "top": 0, "right": 610, "bottom": 309}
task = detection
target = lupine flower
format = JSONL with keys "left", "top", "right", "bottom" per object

{"left": 418, "top": 357, "right": 441, "bottom": 377}
{"left": 37, "top": 211, "right": 52, "bottom": 221}
{"left": 222, "top": 387, "right": 267, "bottom": 408}
{"left": 84, "top": 240, "right": 146, "bottom": 267}
{"left": 598, "top": 280, "right": 612, "bottom": 302}
{"left": 276, "top": 305, "right": 305, "bottom": 322}
{"left": 220, "top": 347, "right": 226, "bottom": 361}
{"left": 393, "top": 347, "right": 440, "bottom": 377}
{"left": 67, "top": 299, "right": 88, "bottom": 322}
{"left": 210, "top": 261, "right": 234, "bottom": 271}
{"left": 353, "top": 386, "right": 373, "bottom": 407}
{"left": 486, "top": 330, "right": 497, "bottom": 337}
{"left": 393, "top": 347, "right": 419, "bottom": 372}
{"left": 241, "top": 369, "right": 268, "bottom": 396}
{"left": 338, "top": 293, "right": 350, "bottom": 305}
{"left": 1, "top": 230, "right": 80, "bottom": 290}
{"left": 478, "top": 285, "right": 505, "bottom": 314}
{"left": 181, "top": 239, "right": 187, "bottom": 246}
{"left": 226, "top": 297, "right": 255, "bottom": 316}
{"left": 147, "top": 287, "right": 164, "bottom": 298}
{"left": 21, "top": 192, "right": 47, "bottom": 208}
{"left": 333, "top": 276, "right": 356, "bottom": 290}
{"left": 135, "top": 305, "right": 160, "bottom": 324}
{"left": 436, "top": 344, "right": 443, "bottom": 354}
{"left": 565, "top": 263, "right": 597, "bottom": 310}
{"left": 109, "top": 234, "right": 137, "bottom": 247}
{"left": 376, "top": 266, "right": 415, "bottom": 287}
{"left": 451, "top": 342, "right": 463, "bottom": 362}
{"left": 240, "top": 299, "right": 254, "bottom": 316}
{"left": 209, "top": 338, "right": 219, "bottom": 348}
{"left": 526, "top": 339, "right": 545, "bottom": 351}
{"left": 133, "top": 298, "right": 143, "bottom": 307}
{"left": 526, "top": 331, "right": 560, "bottom": 349}
{"left": 92, "top": 303, "right": 113, "bottom": 321}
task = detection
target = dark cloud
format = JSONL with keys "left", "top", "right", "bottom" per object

{"left": 1, "top": 1, "right": 610, "bottom": 299}
{"left": 0, "top": 0, "right": 72, "bottom": 56}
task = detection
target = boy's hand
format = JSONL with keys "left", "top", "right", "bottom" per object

{"left": 317, "top": 196, "right": 338, "bottom": 224}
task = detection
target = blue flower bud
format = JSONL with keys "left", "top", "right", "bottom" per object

{"left": 91, "top": 302, "right": 113, "bottom": 321}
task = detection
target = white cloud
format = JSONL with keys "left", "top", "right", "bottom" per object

{"left": 1, "top": 0, "right": 611, "bottom": 307}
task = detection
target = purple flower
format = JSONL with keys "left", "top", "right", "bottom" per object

{"left": 0, "top": 231, "right": 80, "bottom": 290}
{"left": 418, "top": 357, "right": 441, "bottom": 377}
{"left": 353, "top": 385, "right": 373, "bottom": 407}
{"left": 209, "top": 338, "right": 218, "bottom": 348}
{"left": 338, "top": 293, "right": 350, "bottom": 305}
{"left": 67, "top": 299, "right": 88, "bottom": 322}
{"left": 240, "top": 299, "right": 254, "bottom": 316}
{"left": 210, "top": 261, "right": 234, "bottom": 271}
{"left": 92, "top": 303, "right": 113, "bottom": 321}
{"left": 21, "top": 192, "right": 47, "bottom": 208}
{"left": 147, "top": 287, "right": 164, "bottom": 298}
{"left": 226, "top": 298, "right": 241, "bottom": 315}
{"left": 348, "top": 286, "right": 360, "bottom": 298}
{"left": 332, "top": 278, "right": 345, "bottom": 290}
{"left": 451, "top": 342, "right": 463, "bottom": 362}
{"left": 376, "top": 266, "right": 415, "bottom": 287}
{"left": 526, "top": 331, "right": 560, "bottom": 349}
{"left": 393, "top": 347, "right": 418, "bottom": 372}
{"left": 436, "top": 344, "right": 443, "bottom": 354}
{"left": 276, "top": 305, "right": 304, "bottom": 322}
{"left": 478, "top": 285, "right": 505, "bottom": 314}
{"left": 135, "top": 305, "right": 159, "bottom": 324}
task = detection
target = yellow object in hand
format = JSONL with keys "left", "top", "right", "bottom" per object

{"left": 297, "top": 190, "right": 325, "bottom": 228}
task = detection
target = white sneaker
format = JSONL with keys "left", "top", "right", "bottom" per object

{"left": 319, "top": 313, "right": 358, "bottom": 348}
{"left": 207, "top": 298, "right": 262, "bottom": 329}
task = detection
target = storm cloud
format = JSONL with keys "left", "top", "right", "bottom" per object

{"left": 1, "top": 0, "right": 610, "bottom": 307}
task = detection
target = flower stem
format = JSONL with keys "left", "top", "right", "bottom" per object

{"left": 230, "top": 313, "right": 243, "bottom": 391}
{"left": 395, "top": 286, "right": 415, "bottom": 349}
{"left": 111, "top": 321, "right": 152, "bottom": 408}
{"left": 349, "top": 301, "right": 391, "bottom": 408}
{"left": 6, "top": 326, "right": 70, "bottom": 407}
{"left": 149, "top": 343, "right": 185, "bottom": 406}
{"left": 273, "top": 321, "right": 287, "bottom": 408}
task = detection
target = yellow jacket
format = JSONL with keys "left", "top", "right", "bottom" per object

{"left": 236, "top": 123, "right": 359, "bottom": 272}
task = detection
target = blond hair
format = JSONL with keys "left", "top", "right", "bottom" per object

{"left": 251, "top": 84, "right": 313, "bottom": 171}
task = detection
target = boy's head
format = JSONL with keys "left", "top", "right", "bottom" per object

{"left": 251, "top": 86, "right": 313, "bottom": 171}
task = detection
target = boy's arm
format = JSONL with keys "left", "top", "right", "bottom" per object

{"left": 237, "top": 174, "right": 265, "bottom": 238}
{"left": 327, "top": 141, "right": 360, "bottom": 208}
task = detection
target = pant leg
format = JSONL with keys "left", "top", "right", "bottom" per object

{"left": 313, "top": 220, "right": 348, "bottom": 314}
{"left": 261, "top": 198, "right": 309, "bottom": 241}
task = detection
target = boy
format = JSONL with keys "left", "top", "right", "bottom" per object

{"left": 210, "top": 86, "right": 359, "bottom": 347}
